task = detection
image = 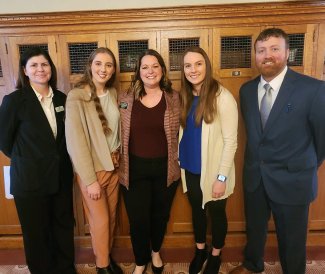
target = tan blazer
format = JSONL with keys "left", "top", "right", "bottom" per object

{"left": 65, "top": 87, "right": 118, "bottom": 186}
{"left": 179, "top": 86, "right": 238, "bottom": 207}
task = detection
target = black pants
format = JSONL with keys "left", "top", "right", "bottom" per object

{"left": 122, "top": 155, "right": 179, "bottom": 265}
{"left": 14, "top": 190, "right": 76, "bottom": 274}
{"left": 243, "top": 182, "right": 309, "bottom": 274}
{"left": 185, "top": 170, "right": 228, "bottom": 249}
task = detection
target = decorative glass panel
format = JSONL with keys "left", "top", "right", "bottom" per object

{"left": 69, "top": 42, "right": 98, "bottom": 74}
{"left": 169, "top": 38, "right": 200, "bottom": 71}
{"left": 19, "top": 44, "right": 48, "bottom": 57}
{"left": 118, "top": 40, "right": 148, "bottom": 73}
{"left": 221, "top": 36, "right": 251, "bottom": 69}
{"left": 288, "top": 33, "right": 304, "bottom": 67}
{"left": 0, "top": 59, "right": 3, "bottom": 78}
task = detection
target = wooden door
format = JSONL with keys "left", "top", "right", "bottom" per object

{"left": 108, "top": 31, "right": 157, "bottom": 247}
{"left": 0, "top": 37, "right": 14, "bottom": 103}
{"left": 213, "top": 27, "right": 261, "bottom": 245}
{"left": 159, "top": 29, "right": 210, "bottom": 246}
{"left": 0, "top": 37, "right": 19, "bottom": 237}
{"left": 306, "top": 23, "right": 325, "bottom": 244}
{"left": 313, "top": 23, "right": 325, "bottom": 80}
{"left": 160, "top": 29, "right": 210, "bottom": 91}
{"left": 7, "top": 36, "right": 59, "bottom": 89}
{"left": 58, "top": 33, "right": 107, "bottom": 92}
{"left": 272, "top": 24, "right": 317, "bottom": 76}
{"left": 108, "top": 31, "right": 157, "bottom": 93}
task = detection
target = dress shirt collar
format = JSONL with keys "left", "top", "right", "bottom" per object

{"left": 32, "top": 85, "right": 54, "bottom": 102}
{"left": 260, "top": 66, "right": 288, "bottom": 93}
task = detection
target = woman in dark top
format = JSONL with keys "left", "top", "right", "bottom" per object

{"left": 0, "top": 47, "right": 76, "bottom": 274}
{"left": 118, "top": 49, "right": 180, "bottom": 274}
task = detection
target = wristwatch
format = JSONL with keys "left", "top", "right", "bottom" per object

{"left": 217, "top": 174, "right": 227, "bottom": 182}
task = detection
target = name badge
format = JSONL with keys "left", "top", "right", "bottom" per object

{"left": 55, "top": 106, "right": 65, "bottom": 112}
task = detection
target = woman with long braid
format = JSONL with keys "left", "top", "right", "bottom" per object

{"left": 65, "top": 47, "right": 122, "bottom": 274}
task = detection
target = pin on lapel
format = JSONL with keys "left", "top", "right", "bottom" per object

{"left": 286, "top": 103, "right": 292, "bottom": 113}
{"left": 55, "top": 106, "right": 65, "bottom": 112}
{"left": 119, "top": 102, "right": 128, "bottom": 109}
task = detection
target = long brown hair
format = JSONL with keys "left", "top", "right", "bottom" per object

{"left": 75, "top": 47, "right": 117, "bottom": 135}
{"left": 180, "top": 46, "right": 220, "bottom": 128}
{"left": 128, "top": 49, "right": 172, "bottom": 100}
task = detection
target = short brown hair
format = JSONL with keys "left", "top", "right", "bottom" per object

{"left": 254, "top": 28, "right": 289, "bottom": 50}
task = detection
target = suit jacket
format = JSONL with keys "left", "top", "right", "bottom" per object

{"left": 179, "top": 85, "right": 238, "bottom": 207}
{"left": 0, "top": 86, "right": 73, "bottom": 197}
{"left": 118, "top": 89, "right": 181, "bottom": 188}
{"left": 240, "top": 68, "right": 325, "bottom": 205}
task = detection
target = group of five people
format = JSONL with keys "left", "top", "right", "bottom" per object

{"left": 0, "top": 27, "right": 324, "bottom": 274}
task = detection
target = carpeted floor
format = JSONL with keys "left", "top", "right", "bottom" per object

{"left": 1, "top": 261, "right": 325, "bottom": 274}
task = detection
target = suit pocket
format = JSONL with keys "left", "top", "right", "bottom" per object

{"left": 11, "top": 155, "right": 59, "bottom": 192}
{"left": 11, "top": 156, "right": 41, "bottom": 192}
{"left": 287, "top": 157, "right": 316, "bottom": 172}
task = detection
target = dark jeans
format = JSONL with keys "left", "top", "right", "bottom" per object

{"left": 185, "top": 170, "right": 228, "bottom": 249}
{"left": 14, "top": 190, "right": 76, "bottom": 274}
{"left": 122, "top": 154, "right": 179, "bottom": 266}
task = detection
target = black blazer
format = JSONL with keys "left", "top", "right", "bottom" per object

{"left": 0, "top": 86, "right": 73, "bottom": 197}
{"left": 240, "top": 68, "right": 325, "bottom": 205}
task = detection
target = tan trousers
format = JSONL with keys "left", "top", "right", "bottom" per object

{"left": 77, "top": 152, "right": 120, "bottom": 267}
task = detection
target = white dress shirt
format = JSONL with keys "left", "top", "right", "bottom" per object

{"left": 32, "top": 86, "right": 57, "bottom": 138}
{"left": 258, "top": 66, "right": 288, "bottom": 110}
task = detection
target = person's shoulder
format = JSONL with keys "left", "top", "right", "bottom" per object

{"left": 118, "top": 89, "right": 132, "bottom": 101}
{"left": 67, "top": 87, "right": 89, "bottom": 101}
{"left": 108, "top": 86, "right": 118, "bottom": 100}
{"left": 53, "top": 89, "right": 67, "bottom": 99}
{"left": 168, "top": 89, "right": 180, "bottom": 99}
{"left": 241, "top": 76, "right": 259, "bottom": 90}
{"left": 218, "top": 85, "right": 237, "bottom": 104}
{"left": 219, "top": 85, "right": 231, "bottom": 96}
{"left": 2, "top": 89, "right": 25, "bottom": 104}
{"left": 289, "top": 69, "right": 322, "bottom": 85}
{"left": 6, "top": 89, "right": 24, "bottom": 98}
{"left": 287, "top": 69, "right": 325, "bottom": 94}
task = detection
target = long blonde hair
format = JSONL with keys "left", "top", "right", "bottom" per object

{"left": 76, "top": 47, "right": 117, "bottom": 135}
{"left": 180, "top": 46, "right": 220, "bottom": 128}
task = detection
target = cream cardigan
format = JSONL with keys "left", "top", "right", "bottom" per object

{"left": 65, "top": 87, "right": 118, "bottom": 186}
{"left": 179, "top": 86, "right": 238, "bottom": 207}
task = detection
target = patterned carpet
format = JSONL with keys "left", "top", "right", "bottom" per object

{"left": 0, "top": 261, "right": 325, "bottom": 274}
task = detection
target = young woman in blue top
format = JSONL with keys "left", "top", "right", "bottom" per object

{"left": 179, "top": 46, "right": 238, "bottom": 274}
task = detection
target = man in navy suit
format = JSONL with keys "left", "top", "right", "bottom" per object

{"left": 230, "top": 28, "right": 325, "bottom": 274}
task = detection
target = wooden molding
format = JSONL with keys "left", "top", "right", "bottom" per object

{"left": 1, "top": 1, "right": 325, "bottom": 30}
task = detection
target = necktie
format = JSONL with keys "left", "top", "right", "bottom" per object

{"left": 260, "top": 83, "right": 272, "bottom": 129}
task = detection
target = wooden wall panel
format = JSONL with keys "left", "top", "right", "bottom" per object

{"left": 0, "top": 0, "right": 324, "bottom": 250}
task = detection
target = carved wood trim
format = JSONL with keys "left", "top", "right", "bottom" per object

{"left": 1, "top": 1, "right": 325, "bottom": 29}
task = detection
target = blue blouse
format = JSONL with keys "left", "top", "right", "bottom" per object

{"left": 179, "top": 96, "right": 202, "bottom": 174}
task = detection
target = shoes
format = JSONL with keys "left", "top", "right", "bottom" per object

{"left": 151, "top": 261, "right": 164, "bottom": 274}
{"left": 229, "top": 265, "right": 253, "bottom": 274}
{"left": 189, "top": 246, "right": 208, "bottom": 274}
{"left": 96, "top": 266, "right": 113, "bottom": 274}
{"left": 203, "top": 251, "right": 221, "bottom": 274}
{"left": 132, "top": 264, "right": 147, "bottom": 274}
{"left": 109, "top": 255, "right": 123, "bottom": 274}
